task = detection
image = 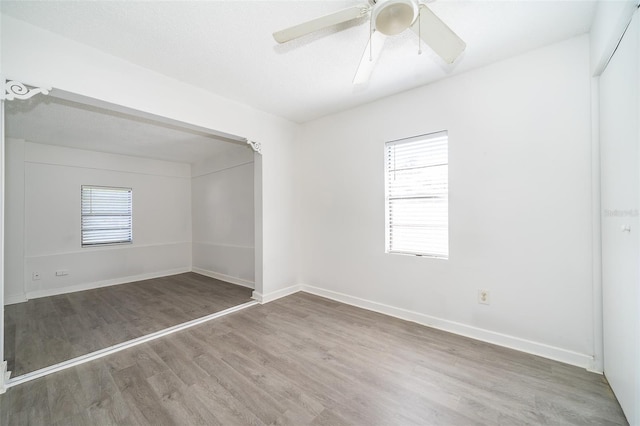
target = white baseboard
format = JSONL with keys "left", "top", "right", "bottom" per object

{"left": 252, "top": 284, "right": 302, "bottom": 304}
{"left": 25, "top": 267, "right": 191, "bottom": 300}
{"left": 191, "top": 267, "right": 254, "bottom": 289}
{"left": 300, "top": 284, "right": 594, "bottom": 370}
{"left": 4, "top": 294, "right": 27, "bottom": 306}
{"left": 0, "top": 361, "right": 8, "bottom": 394}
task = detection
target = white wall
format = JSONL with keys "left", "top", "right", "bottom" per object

{"left": 296, "top": 35, "right": 594, "bottom": 367}
{"left": 192, "top": 145, "right": 255, "bottom": 287}
{"left": 599, "top": 7, "right": 640, "bottom": 424}
{"left": 0, "top": 14, "right": 300, "bottom": 300}
{"left": 5, "top": 140, "right": 192, "bottom": 302}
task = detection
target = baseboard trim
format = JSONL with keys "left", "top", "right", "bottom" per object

{"left": 300, "top": 284, "right": 594, "bottom": 370}
{"left": 25, "top": 267, "right": 191, "bottom": 300}
{"left": 0, "top": 361, "right": 8, "bottom": 394}
{"left": 6, "top": 300, "right": 259, "bottom": 388}
{"left": 252, "top": 284, "right": 302, "bottom": 303}
{"left": 191, "top": 267, "right": 254, "bottom": 289}
{"left": 4, "top": 294, "right": 27, "bottom": 306}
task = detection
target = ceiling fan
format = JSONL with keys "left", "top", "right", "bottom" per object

{"left": 273, "top": 0, "right": 466, "bottom": 84}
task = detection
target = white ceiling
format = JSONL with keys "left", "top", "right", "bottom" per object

{"left": 5, "top": 95, "right": 247, "bottom": 163}
{"left": 1, "top": 0, "right": 597, "bottom": 124}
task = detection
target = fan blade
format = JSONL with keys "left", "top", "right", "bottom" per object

{"left": 273, "top": 5, "right": 369, "bottom": 43}
{"left": 353, "top": 31, "right": 386, "bottom": 85}
{"left": 411, "top": 5, "right": 466, "bottom": 64}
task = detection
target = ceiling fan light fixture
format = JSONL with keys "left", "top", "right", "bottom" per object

{"left": 372, "top": 0, "right": 418, "bottom": 36}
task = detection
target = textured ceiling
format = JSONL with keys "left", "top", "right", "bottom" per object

{"left": 1, "top": 0, "right": 597, "bottom": 124}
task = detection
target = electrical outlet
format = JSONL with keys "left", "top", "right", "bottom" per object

{"left": 478, "top": 289, "right": 490, "bottom": 305}
{"left": 32, "top": 272, "right": 41, "bottom": 281}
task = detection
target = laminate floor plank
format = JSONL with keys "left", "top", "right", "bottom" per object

{"left": 111, "top": 365, "right": 176, "bottom": 426}
{"left": 148, "top": 338, "right": 209, "bottom": 387}
{"left": 0, "top": 292, "right": 629, "bottom": 425}
{"left": 193, "top": 352, "right": 286, "bottom": 424}
{"left": 4, "top": 272, "right": 253, "bottom": 376}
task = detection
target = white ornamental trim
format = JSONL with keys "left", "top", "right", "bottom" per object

{"left": 3, "top": 80, "right": 50, "bottom": 101}
{"left": 246, "top": 139, "right": 262, "bottom": 154}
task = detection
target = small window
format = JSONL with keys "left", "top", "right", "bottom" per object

{"left": 81, "top": 185, "right": 133, "bottom": 246}
{"left": 385, "top": 131, "right": 448, "bottom": 258}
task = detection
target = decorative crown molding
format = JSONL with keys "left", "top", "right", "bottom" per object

{"left": 2, "top": 79, "right": 51, "bottom": 101}
{"left": 246, "top": 139, "right": 262, "bottom": 155}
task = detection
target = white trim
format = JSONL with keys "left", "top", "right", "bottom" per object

{"left": 191, "top": 241, "right": 254, "bottom": 250}
{"left": 6, "top": 300, "right": 258, "bottom": 388}
{"left": 4, "top": 294, "right": 27, "bottom": 306}
{"left": 1, "top": 98, "right": 5, "bottom": 394}
{"left": 25, "top": 267, "right": 190, "bottom": 300}
{"left": 0, "top": 361, "right": 8, "bottom": 394}
{"left": 25, "top": 240, "right": 192, "bottom": 258}
{"left": 252, "top": 284, "right": 302, "bottom": 303}
{"left": 191, "top": 267, "right": 254, "bottom": 289}
{"left": 24, "top": 157, "right": 191, "bottom": 179}
{"left": 2, "top": 79, "right": 50, "bottom": 101}
{"left": 246, "top": 139, "right": 262, "bottom": 155}
{"left": 300, "top": 284, "right": 594, "bottom": 370}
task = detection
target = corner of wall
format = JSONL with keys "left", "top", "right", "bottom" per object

{"left": 191, "top": 267, "right": 254, "bottom": 290}
{"left": 590, "top": 76, "right": 604, "bottom": 374}
{"left": 590, "top": 0, "right": 638, "bottom": 76}
{"left": 252, "top": 284, "right": 301, "bottom": 304}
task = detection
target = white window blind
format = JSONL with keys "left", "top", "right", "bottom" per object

{"left": 385, "top": 131, "right": 448, "bottom": 258}
{"left": 81, "top": 185, "right": 133, "bottom": 246}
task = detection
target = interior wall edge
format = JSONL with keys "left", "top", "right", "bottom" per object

{"left": 591, "top": 0, "right": 639, "bottom": 76}
{"left": 251, "top": 284, "right": 301, "bottom": 304}
{"left": 590, "top": 76, "right": 604, "bottom": 374}
{"left": 292, "top": 284, "right": 595, "bottom": 371}
{"left": 1, "top": 98, "right": 6, "bottom": 393}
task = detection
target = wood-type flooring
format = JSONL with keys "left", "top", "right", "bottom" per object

{"left": 4, "top": 272, "right": 253, "bottom": 377}
{"left": 0, "top": 292, "right": 628, "bottom": 425}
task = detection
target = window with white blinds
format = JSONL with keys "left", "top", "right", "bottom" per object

{"left": 385, "top": 131, "right": 448, "bottom": 258}
{"left": 81, "top": 185, "right": 133, "bottom": 246}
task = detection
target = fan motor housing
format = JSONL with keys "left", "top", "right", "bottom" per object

{"left": 372, "top": 0, "right": 419, "bottom": 35}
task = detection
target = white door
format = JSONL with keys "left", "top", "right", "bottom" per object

{"left": 600, "top": 8, "right": 640, "bottom": 425}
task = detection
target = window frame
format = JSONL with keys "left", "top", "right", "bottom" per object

{"left": 384, "top": 131, "right": 449, "bottom": 259}
{"left": 81, "top": 185, "right": 133, "bottom": 247}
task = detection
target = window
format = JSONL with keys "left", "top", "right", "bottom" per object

{"left": 81, "top": 185, "right": 133, "bottom": 246}
{"left": 385, "top": 131, "right": 448, "bottom": 258}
